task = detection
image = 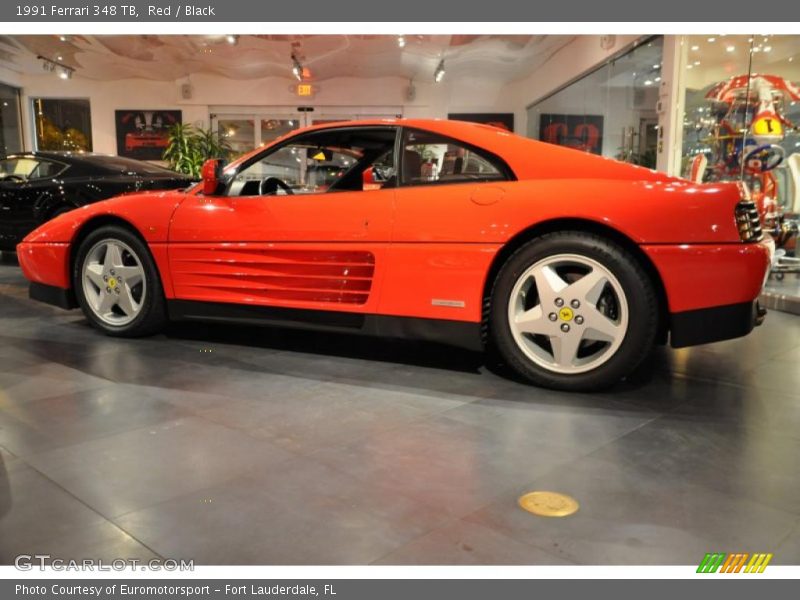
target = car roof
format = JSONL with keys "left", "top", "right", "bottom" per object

{"left": 2, "top": 151, "right": 191, "bottom": 178}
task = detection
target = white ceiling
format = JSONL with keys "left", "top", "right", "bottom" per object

{"left": 0, "top": 34, "right": 575, "bottom": 84}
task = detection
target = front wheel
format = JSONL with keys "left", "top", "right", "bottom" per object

{"left": 488, "top": 231, "right": 659, "bottom": 391}
{"left": 73, "top": 225, "right": 167, "bottom": 336}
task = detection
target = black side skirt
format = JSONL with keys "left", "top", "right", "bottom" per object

{"left": 29, "top": 282, "right": 77, "bottom": 310}
{"left": 670, "top": 300, "right": 765, "bottom": 348}
{"left": 167, "top": 300, "right": 484, "bottom": 352}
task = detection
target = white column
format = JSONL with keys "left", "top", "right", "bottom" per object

{"left": 656, "top": 35, "right": 688, "bottom": 176}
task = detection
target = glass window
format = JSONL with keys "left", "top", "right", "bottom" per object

{"left": 260, "top": 118, "right": 300, "bottom": 145}
{"left": 400, "top": 129, "right": 505, "bottom": 186}
{"left": 0, "top": 157, "right": 66, "bottom": 181}
{"left": 226, "top": 127, "right": 396, "bottom": 197}
{"left": 0, "top": 83, "right": 22, "bottom": 156}
{"left": 527, "top": 36, "right": 663, "bottom": 168}
{"left": 32, "top": 98, "right": 92, "bottom": 152}
{"left": 219, "top": 119, "right": 255, "bottom": 154}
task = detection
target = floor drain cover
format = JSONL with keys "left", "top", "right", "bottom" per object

{"left": 518, "top": 491, "right": 579, "bottom": 517}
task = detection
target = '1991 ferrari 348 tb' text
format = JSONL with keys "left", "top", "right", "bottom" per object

{"left": 16, "top": 119, "right": 774, "bottom": 390}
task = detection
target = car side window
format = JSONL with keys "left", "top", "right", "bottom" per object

{"left": 400, "top": 129, "right": 507, "bottom": 187}
{"left": 0, "top": 158, "right": 66, "bottom": 181}
{"left": 29, "top": 160, "right": 66, "bottom": 180}
{"left": 226, "top": 127, "right": 397, "bottom": 197}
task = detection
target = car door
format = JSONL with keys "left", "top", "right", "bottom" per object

{"left": 379, "top": 127, "right": 515, "bottom": 322}
{"left": 168, "top": 125, "right": 398, "bottom": 315}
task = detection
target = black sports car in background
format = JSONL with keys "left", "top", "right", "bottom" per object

{"left": 0, "top": 151, "right": 192, "bottom": 251}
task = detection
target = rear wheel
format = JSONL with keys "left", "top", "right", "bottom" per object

{"left": 488, "top": 231, "right": 659, "bottom": 391}
{"left": 73, "top": 225, "right": 167, "bottom": 336}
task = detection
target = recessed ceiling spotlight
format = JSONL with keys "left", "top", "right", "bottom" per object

{"left": 726, "top": 45, "right": 735, "bottom": 52}
{"left": 694, "top": 61, "right": 701, "bottom": 66}
{"left": 707, "top": 37, "right": 716, "bottom": 42}
{"left": 397, "top": 35, "right": 406, "bottom": 48}
{"left": 225, "top": 35, "right": 238, "bottom": 45}
{"left": 763, "top": 46, "right": 772, "bottom": 53}
{"left": 687, "top": 64, "right": 694, "bottom": 70}
{"left": 691, "top": 45, "right": 700, "bottom": 51}
{"left": 644, "top": 80, "right": 653, "bottom": 86}
{"left": 652, "top": 64, "right": 660, "bottom": 69}
{"left": 655, "top": 76, "right": 661, "bottom": 82}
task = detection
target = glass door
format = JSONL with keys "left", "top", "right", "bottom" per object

{"left": 211, "top": 112, "right": 303, "bottom": 155}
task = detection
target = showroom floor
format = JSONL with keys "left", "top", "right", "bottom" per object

{"left": 1, "top": 253, "right": 799, "bottom": 566}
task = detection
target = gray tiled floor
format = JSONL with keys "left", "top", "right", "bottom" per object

{"left": 0, "top": 253, "right": 799, "bottom": 565}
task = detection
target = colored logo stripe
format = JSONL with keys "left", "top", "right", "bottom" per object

{"left": 697, "top": 553, "right": 726, "bottom": 573}
{"left": 697, "top": 553, "right": 773, "bottom": 573}
{"left": 745, "top": 553, "right": 773, "bottom": 573}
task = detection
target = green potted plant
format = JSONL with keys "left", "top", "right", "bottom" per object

{"left": 163, "top": 123, "right": 232, "bottom": 178}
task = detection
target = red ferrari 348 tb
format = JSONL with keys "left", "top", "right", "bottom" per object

{"left": 17, "top": 119, "right": 774, "bottom": 390}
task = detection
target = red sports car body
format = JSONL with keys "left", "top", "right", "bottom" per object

{"left": 17, "top": 119, "right": 774, "bottom": 390}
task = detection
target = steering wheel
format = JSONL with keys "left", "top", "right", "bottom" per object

{"left": 0, "top": 175, "right": 24, "bottom": 182}
{"left": 743, "top": 144, "right": 785, "bottom": 172}
{"left": 259, "top": 177, "right": 294, "bottom": 196}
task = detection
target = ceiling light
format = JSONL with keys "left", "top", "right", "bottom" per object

{"left": 654, "top": 76, "right": 661, "bottom": 82}
{"left": 687, "top": 64, "right": 694, "bottom": 70}
{"left": 691, "top": 45, "right": 700, "bottom": 51}
{"left": 434, "top": 59, "right": 445, "bottom": 83}
{"left": 644, "top": 80, "right": 653, "bottom": 86}
{"left": 652, "top": 64, "right": 660, "bottom": 69}
{"left": 726, "top": 45, "right": 735, "bottom": 52}
{"left": 707, "top": 37, "right": 716, "bottom": 42}
{"left": 58, "top": 69, "right": 69, "bottom": 79}
{"left": 225, "top": 35, "right": 238, "bottom": 45}
{"left": 397, "top": 35, "right": 406, "bottom": 48}
{"left": 763, "top": 46, "right": 772, "bottom": 53}
{"left": 694, "top": 61, "right": 701, "bottom": 66}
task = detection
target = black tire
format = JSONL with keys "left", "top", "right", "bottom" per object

{"left": 72, "top": 225, "right": 167, "bottom": 337}
{"left": 488, "top": 231, "right": 659, "bottom": 391}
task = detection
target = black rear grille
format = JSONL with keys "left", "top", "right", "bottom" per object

{"left": 734, "top": 200, "right": 763, "bottom": 242}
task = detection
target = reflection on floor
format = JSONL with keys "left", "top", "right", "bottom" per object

{"left": 0, "top": 252, "right": 799, "bottom": 565}
{"left": 763, "top": 273, "right": 800, "bottom": 316}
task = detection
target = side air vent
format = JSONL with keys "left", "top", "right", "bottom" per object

{"left": 734, "top": 200, "right": 763, "bottom": 242}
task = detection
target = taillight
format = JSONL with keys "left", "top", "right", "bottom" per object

{"left": 734, "top": 200, "right": 763, "bottom": 242}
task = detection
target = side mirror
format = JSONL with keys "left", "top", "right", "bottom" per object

{"left": 201, "top": 158, "right": 224, "bottom": 195}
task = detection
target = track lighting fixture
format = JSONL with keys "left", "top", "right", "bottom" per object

{"left": 38, "top": 55, "right": 75, "bottom": 80}
{"left": 434, "top": 59, "right": 445, "bottom": 83}
{"left": 291, "top": 53, "right": 304, "bottom": 81}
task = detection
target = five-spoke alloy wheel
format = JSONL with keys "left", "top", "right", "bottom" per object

{"left": 489, "top": 231, "right": 659, "bottom": 391}
{"left": 73, "top": 225, "right": 167, "bottom": 336}
{"left": 81, "top": 239, "right": 146, "bottom": 326}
